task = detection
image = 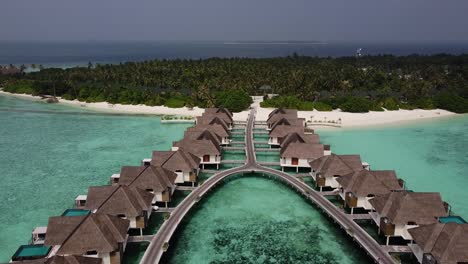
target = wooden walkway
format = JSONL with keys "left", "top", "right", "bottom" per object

{"left": 230, "top": 141, "right": 245, "bottom": 145}
{"left": 128, "top": 235, "right": 154, "bottom": 243}
{"left": 175, "top": 186, "right": 196, "bottom": 191}
{"left": 347, "top": 214, "right": 372, "bottom": 220}
{"left": 154, "top": 208, "right": 175, "bottom": 213}
{"left": 253, "top": 131, "right": 268, "bottom": 135}
{"left": 253, "top": 141, "right": 269, "bottom": 145}
{"left": 231, "top": 132, "right": 245, "bottom": 135}
{"left": 382, "top": 245, "right": 412, "bottom": 253}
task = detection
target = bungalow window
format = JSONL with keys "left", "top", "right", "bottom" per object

{"left": 292, "top": 158, "right": 299, "bottom": 165}
{"left": 86, "top": 250, "right": 98, "bottom": 256}
{"left": 117, "top": 214, "right": 126, "bottom": 218}
{"left": 203, "top": 155, "right": 210, "bottom": 162}
{"left": 407, "top": 221, "right": 417, "bottom": 225}
{"left": 146, "top": 189, "right": 154, "bottom": 193}
{"left": 367, "top": 194, "right": 375, "bottom": 198}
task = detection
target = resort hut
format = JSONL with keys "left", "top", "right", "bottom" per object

{"left": 13, "top": 255, "right": 103, "bottom": 264}
{"left": 309, "top": 154, "right": 366, "bottom": 191}
{"left": 84, "top": 185, "right": 153, "bottom": 233}
{"left": 172, "top": 138, "right": 221, "bottom": 169}
{"left": 44, "top": 213, "right": 129, "bottom": 264}
{"left": 268, "top": 125, "right": 305, "bottom": 146}
{"left": 336, "top": 170, "right": 404, "bottom": 214}
{"left": 204, "top": 108, "right": 233, "bottom": 121}
{"left": 187, "top": 124, "right": 230, "bottom": 145}
{"left": 280, "top": 132, "right": 320, "bottom": 149}
{"left": 183, "top": 130, "right": 222, "bottom": 146}
{"left": 369, "top": 191, "right": 449, "bottom": 245}
{"left": 151, "top": 150, "right": 200, "bottom": 185}
{"left": 280, "top": 143, "right": 325, "bottom": 172}
{"left": 117, "top": 165, "right": 177, "bottom": 206}
{"left": 268, "top": 117, "right": 305, "bottom": 131}
{"left": 408, "top": 223, "right": 468, "bottom": 264}
{"left": 195, "top": 116, "right": 231, "bottom": 131}
{"left": 201, "top": 113, "right": 233, "bottom": 129}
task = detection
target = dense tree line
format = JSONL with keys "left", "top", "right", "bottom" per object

{"left": 1, "top": 53, "right": 468, "bottom": 112}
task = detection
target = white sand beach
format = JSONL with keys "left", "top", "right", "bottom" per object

{"left": 0, "top": 91, "right": 457, "bottom": 128}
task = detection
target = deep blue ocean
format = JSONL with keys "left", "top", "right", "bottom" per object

{"left": 1, "top": 41, "right": 467, "bottom": 68}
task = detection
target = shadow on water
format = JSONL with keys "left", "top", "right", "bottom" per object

{"left": 160, "top": 173, "right": 374, "bottom": 264}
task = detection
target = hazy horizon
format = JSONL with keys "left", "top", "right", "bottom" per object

{"left": 2, "top": 0, "right": 468, "bottom": 43}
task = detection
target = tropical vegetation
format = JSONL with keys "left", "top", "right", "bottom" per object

{"left": 1, "top": 53, "right": 468, "bottom": 113}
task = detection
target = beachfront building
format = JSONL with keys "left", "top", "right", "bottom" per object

{"left": 204, "top": 108, "right": 233, "bottom": 121}
{"left": 84, "top": 185, "right": 153, "bottom": 232}
{"left": 280, "top": 143, "right": 325, "bottom": 172}
{"left": 268, "top": 125, "right": 305, "bottom": 146}
{"left": 44, "top": 213, "right": 129, "bottom": 264}
{"left": 11, "top": 255, "right": 103, "bottom": 264}
{"left": 336, "top": 170, "right": 404, "bottom": 214}
{"left": 408, "top": 223, "right": 468, "bottom": 264}
{"left": 309, "top": 154, "right": 367, "bottom": 191}
{"left": 117, "top": 165, "right": 177, "bottom": 206}
{"left": 151, "top": 150, "right": 200, "bottom": 185}
{"left": 369, "top": 191, "right": 449, "bottom": 245}
{"left": 196, "top": 116, "right": 231, "bottom": 131}
{"left": 187, "top": 124, "right": 230, "bottom": 145}
{"left": 172, "top": 137, "right": 221, "bottom": 169}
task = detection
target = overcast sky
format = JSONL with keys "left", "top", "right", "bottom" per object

{"left": 1, "top": 0, "right": 468, "bottom": 42}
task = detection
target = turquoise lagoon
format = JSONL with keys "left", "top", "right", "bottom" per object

{"left": 1, "top": 94, "right": 467, "bottom": 263}
{"left": 0, "top": 95, "right": 190, "bottom": 262}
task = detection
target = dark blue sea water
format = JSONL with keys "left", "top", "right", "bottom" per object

{"left": 1, "top": 41, "right": 467, "bottom": 68}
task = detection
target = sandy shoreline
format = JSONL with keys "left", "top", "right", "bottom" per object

{"left": 0, "top": 91, "right": 457, "bottom": 128}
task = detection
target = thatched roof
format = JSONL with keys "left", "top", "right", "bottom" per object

{"left": 204, "top": 108, "right": 233, "bottom": 120}
{"left": 409, "top": 223, "right": 468, "bottom": 264}
{"left": 188, "top": 124, "right": 229, "bottom": 138}
{"left": 119, "top": 165, "right": 177, "bottom": 193}
{"left": 266, "top": 113, "right": 298, "bottom": 126}
{"left": 173, "top": 138, "right": 221, "bottom": 156}
{"left": 16, "top": 255, "right": 103, "bottom": 264}
{"left": 45, "top": 213, "right": 129, "bottom": 255}
{"left": 196, "top": 116, "right": 230, "bottom": 131}
{"left": 184, "top": 130, "right": 222, "bottom": 146}
{"left": 280, "top": 132, "right": 320, "bottom": 149}
{"left": 85, "top": 185, "right": 153, "bottom": 218}
{"left": 309, "top": 154, "right": 363, "bottom": 178}
{"left": 151, "top": 150, "right": 200, "bottom": 172}
{"left": 270, "top": 117, "right": 305, "bottom": 131}
{"left": 267, "top": 108, "right": 297, "bottom": 119}
{"left": 337, "top": 170, "right": 402, "bottom": 197}
{"left": 269, "top": 125, "right": 304, "bottom": 138}
{"left": 281, "top": 143, "right": 324, "bottom": 160}
{"left": 369, "top": 191, "right": 448, "bottom": 225}
{"left": 201, "top": 112, "right": 232, "bottom": 124}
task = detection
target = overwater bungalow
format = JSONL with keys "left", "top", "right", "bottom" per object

{"left": 369, "top": 191, "right": 449, "bottom": 245}
{"left": 200, "top": 112, "right": 233, "bottom": 129}
{"left": 280, "top": 132, "right": 320, "bottom": 149}
{"left": 44, "top": 213, "right": 129, "bottom": 264}
{"left": 31, "top": 227, "right": 47, "bottom": 245}
{"left": 268, "top": 117, "right": 305, "bottom": 131}
{"left": 309, "top": 154, "right": 367, "bottom": 191}
{"left": 84, "top": 185, "right": 153, "bottom": 232}
{"left": 12, "top": 255, "right": 103, "bottom": 264}
{"left": 183, "top": 130, "right": 223, "bottom": 146}
{"left": 187, "top": 124, "right": 230, "bottom": 145}
{"left": 280, "top": 143, "right": 325, "bottom": 172}
{"left": 195, "top": 116, "right": 231, "bottom": 131}
{"left": 408, "top": 223, "right": 468, "bottom": 264}
{"left": 172, "top": 138, "right": 221, "bottom": 169}
{"left": 151, "top": 150, "right": 200, "bottom": 185}
{"left": 117, "top": 165, "right": 177, "bottom": 205}
{"left": 336, "top": 170, "right": 404, "bottom": 214}
{"left": 269, "top": 125, "right": 306, "bottom": 146}
{"left": 204, "top": 108, "right": 233, "bottom": 121}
